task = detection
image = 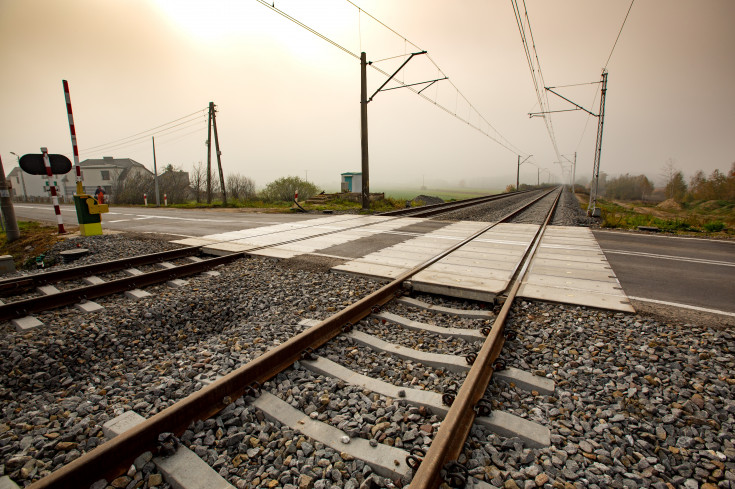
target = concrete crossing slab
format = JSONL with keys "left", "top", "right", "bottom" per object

{"left": 519, "top": 226, "right": 634, "bottom": 312}
{"left": 171, "top": 215, "right": 632, "bottom": 312}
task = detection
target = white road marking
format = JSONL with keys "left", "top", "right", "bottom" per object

{"left": 143, "top": 232, "right": 196, "bottom": 238}
{"left": 595, "top": 229, "right": 735, "bottom": 244}
{"left": 604, "top": 249, "right": 735, "bottom": 267}
{"left": 107, "top": 219, "right": 131, "bottom": 223}
{"left": 627, "top": 296, "right": 735, "bottom": 317}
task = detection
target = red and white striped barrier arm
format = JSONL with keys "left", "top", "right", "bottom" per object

{"left": 63, "top": 80, "right": 83, "bottom": 194}
{"left": 41, "top": 147, "right": 66, "bottom": 234}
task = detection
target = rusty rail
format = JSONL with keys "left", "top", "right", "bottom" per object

{"left": 27, "top": 187, "right": 560, "bottom": 489}
{"left": 408, "top": 187, "right": 562, "bottom": 489}
{"left": 0, "top": 246, "right": 201, "bottom": 296}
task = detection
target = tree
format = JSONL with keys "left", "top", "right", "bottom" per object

{"left": 158, "top": 164, "right": 190, "bottom": 204}
{"left": 226, "top": 173, "right": 256, "bottom": 201}
{"left": 260, "top": 176, "right": 321, "bottom": 202}
{"left": 112, "top": 172, "right": 154, "bottom": 205}
{"left": 604, "top": 174, "right": 653, "bottom": 201}
{"left": 191, "top": 162, "right": 205, "bottom": 203}
{"left": 665, "top": 171, "right": 687, "bottom": 202}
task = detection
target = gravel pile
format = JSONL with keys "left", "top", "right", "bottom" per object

{"left": 412, "top": 195, "right": 444, "bottom": 206}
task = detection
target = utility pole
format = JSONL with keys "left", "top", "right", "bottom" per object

{"left": 152, "top": 137, "right": 160, "bottom": 206}
{"left": 572, "top": 152, "right": 577, "bottom": 190}
{"left": 588, "top": 71, "right": 608, "bottom": 215}
{"left": 360, "top": 52, "right": 370, "bottom": 210}
{"left": 516, "top": 155, "right": 532, "bottom": 191}
{"left": 206, "top": 102, "right": 213, "bottom": 204}
{"left": 211, "top": 102, "right": 227, "bottom": 205}
{"left": 358, "top": 50, "right": 441, "bottom": 210}
{"left": 0, "top": 155, "right": 20, "bottom": 242}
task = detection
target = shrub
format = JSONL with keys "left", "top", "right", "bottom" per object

{"left": 703, "top": 221, "right": 725, "bottom": 232}
{"left": 260, "top": 176, "right": 321, "bottom": 202}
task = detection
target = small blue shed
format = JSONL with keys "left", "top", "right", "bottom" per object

{"left": 340, "top": 172, "right": 362, "bottom": 193}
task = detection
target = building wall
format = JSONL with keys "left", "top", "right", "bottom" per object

{"left": 8, "top": 170, "right": 69, "bottom": 201}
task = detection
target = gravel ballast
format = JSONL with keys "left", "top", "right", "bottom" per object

{"left": 0, "top": 202, "right": 732, "bottom": 489}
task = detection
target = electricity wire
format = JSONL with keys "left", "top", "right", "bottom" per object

{"left": 79, "top": 108, "right": 208, "bottom": 153}
{"left": 79, "top": 116, "right": 208, "bottom": 158}
{"left": 255, "top": 0, "right": 526, "bottom": 156}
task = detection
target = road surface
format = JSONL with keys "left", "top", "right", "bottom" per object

{"left": 593, "top": 229, "right": 735, "bottom": 315}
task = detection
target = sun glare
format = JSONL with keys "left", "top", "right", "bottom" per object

{"left": 153, "top": 0, "right": 358, "bottom": 62}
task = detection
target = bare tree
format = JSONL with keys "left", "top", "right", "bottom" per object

{"left": 158, "top": 164, "right": 190, "bottom": 204}
{"left": 226, "top": 173, "right": 256, "bottom": 201}
{"left": 191, "top": 162, "right": 205, "bottom": 203}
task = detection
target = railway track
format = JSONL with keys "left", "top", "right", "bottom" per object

{"left": 22, "top": 186, "right": 563, "bottom": 489}
{"left": 0, "top": 189, "right": 552, "bottom": 324}
{"left": 377, "top": 189, "right": 539, "bottom": 218}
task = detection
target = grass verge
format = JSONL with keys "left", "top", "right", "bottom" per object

{"left": 0, "top": 222, "right": 64, "bottom": 270}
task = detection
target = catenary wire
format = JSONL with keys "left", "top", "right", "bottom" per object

{"left": 256, "top": 0, "right": 527, "bottom": 156}
{"left": 605, "top": 0, "right": 635, "bottom": 70}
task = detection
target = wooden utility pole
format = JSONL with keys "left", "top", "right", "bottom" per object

{"left": 0, "top": 155, "right": 20, "bottom": 242}
{"left": 360, "top": 52, "right": 370, "bottom": 210}
{"left": 211, "top": 103, "right": 227, "bottom": 205}
{"left": 206, "top": 102, "right": 213, "bottom": 204}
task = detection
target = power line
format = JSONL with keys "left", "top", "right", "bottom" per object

{"left": 79, "top": 117, "right": 207, "bottom": 157}
{"left": 605, "top": 0, "right": 635, "bottom": 70}
{"left": 80, "top": 108, "right": 208, "bottom": 153}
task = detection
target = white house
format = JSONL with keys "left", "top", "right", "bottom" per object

{"left": 64, "top": 157, "right": 153, "bottom": 201}
{"left": 7, "top": 167, "right": 70, "bottom": 202}
{"left": 7, "top": 156, "right": 153, "bottom": 203}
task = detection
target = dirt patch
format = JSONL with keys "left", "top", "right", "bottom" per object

{"left": 656, "top": 198, "right": 683, "bottom": 211}
{"left": 0, "top": 224, "right": 66, "bottom": 269}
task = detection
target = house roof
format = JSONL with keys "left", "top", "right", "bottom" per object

{"left": 79, "top": 157, "right": 153, "bottom": 181}
{"left": 79, "top": 157, "right": 147, "bottom": 170}
{"left": 341, "top": 172, "right": 361, "bottom": 176}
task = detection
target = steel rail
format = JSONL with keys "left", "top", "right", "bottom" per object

{"left": 0, "top": 253, "right": 246, "bottom": 321}
{"left": 0, "top": 246, "right": 201, "bottom": 296}
{"left": 378, "top": 189, "right": 538, "bottom": 217}
{"left": 27, "top": 187, "right": 559, "bottom": 489}
{"left": 0, "top": 213, "right": 414, "bottom": 319}
{"left": 409, "top": 188, "right": 562, "bottom": 489}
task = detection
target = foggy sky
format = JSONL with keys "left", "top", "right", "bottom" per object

{"left": 1, "top": 0, "right": 733, "bottom": 193}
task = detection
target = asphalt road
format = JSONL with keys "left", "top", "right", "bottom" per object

{"left": 10, "top": 203, "right": 735, "bottom": 316}
{"left": 594, "top": 229, "right": 735, "bottom": 314}
{"left": 11, "top": 203, "right": 318, "bottom": 236}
